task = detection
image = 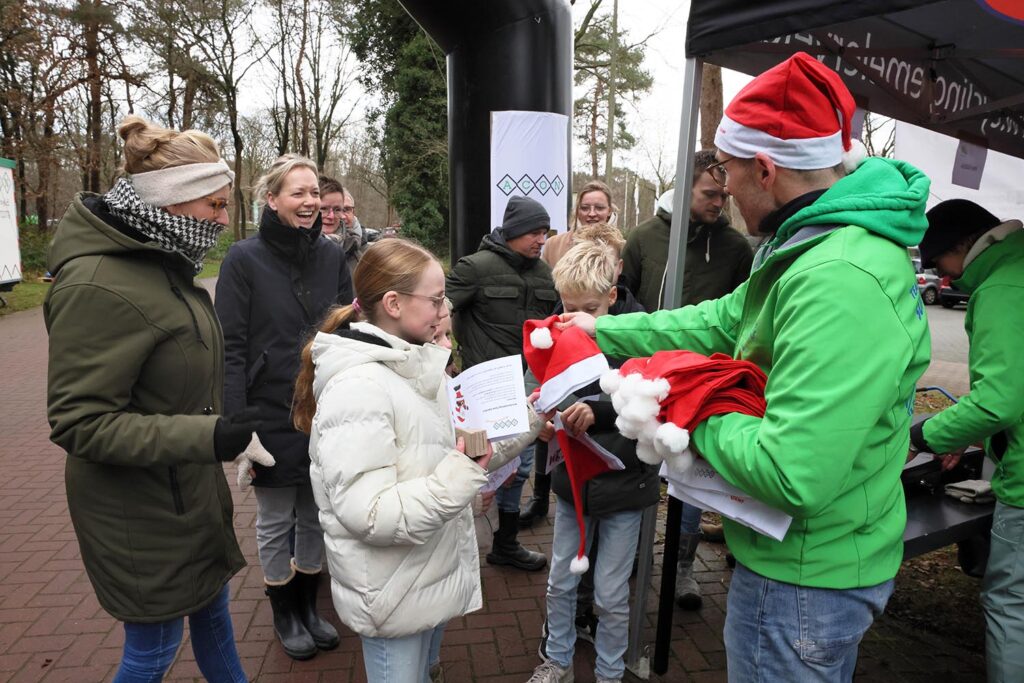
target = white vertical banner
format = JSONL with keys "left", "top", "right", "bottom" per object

{"left": 0, "top": 159, "right": 21, "bottom": 286}
{"left": 490, "top": 111, "right": 570, "bottom": 234}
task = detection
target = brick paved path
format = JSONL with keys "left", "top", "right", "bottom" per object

{"left": 0, "top": 301, "right": 985, "bottom": 682}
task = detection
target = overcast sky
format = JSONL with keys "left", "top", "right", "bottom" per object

{"left": 587, "top": 0, "right": 751, "bottom": 181}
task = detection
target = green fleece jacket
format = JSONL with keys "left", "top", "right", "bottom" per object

{"left": 921, "top": 227, "right": 1024, "bottom": 508}
{"left": 595, "top": 158, "right": 931, "bottom": 588}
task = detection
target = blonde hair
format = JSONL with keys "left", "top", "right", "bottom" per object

{"left": 570, "top": 180, "right": 618, "bottom": 230}
{"left": 572, "top": 221, "right": 625, "bottom": 256}
{"left": 292, "top": 238, "right": 440, "bottom": 433}
{"left": 118, "top": 115, "right": 221, "bottom": 174}
{"left": 255, "top": 153, "right": 319, "bottom": 207}
{"left": 552, "top": 241, "right": 618, "bottom": 298}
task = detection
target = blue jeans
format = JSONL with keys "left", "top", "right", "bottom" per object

{"left": 113, "top": 585, "right": 246, "bottom": 683}
{"left": 496, "top": 445, "right": 534, "bottom": 513}
{"left": 724, "top": 563, "right": 892, "bottom": 682}
{"left": 545, "top": 498, "right": 642, "bottom": 680}
{"left": 679, "top": 500, "right": 702, "bottom": 535}
{"left": 982, "top": 501, "right": 1024, "bottom": 682}
{"left": 361, "top": 623, "right": 446, "bottom": 682}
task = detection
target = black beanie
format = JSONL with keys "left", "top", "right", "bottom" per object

{"left": 500, "top": 196, "right": 550, "bottom": 240}
{"left": 920, "top": 199, "right": 1001, "bottom": 268}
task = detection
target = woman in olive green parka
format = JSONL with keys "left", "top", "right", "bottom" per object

{"left": 45, "top": 117, "right": 260, "bottom": 682}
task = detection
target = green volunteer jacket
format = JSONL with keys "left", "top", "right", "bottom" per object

{"left": 595, "top": 158, "right": 931, "bottom": 588}
{"left": 920, "top": 227, "right": 1024, "bottom": 508}
{"left": 45, "top": 194, "right": 245, "bottom": 622}
{"left": 446, "top": 231, "right": 558, "bottom": 369}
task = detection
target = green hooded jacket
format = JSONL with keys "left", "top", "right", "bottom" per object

{"left": 595, "top": 158, "right": 931, "bottom": 588}
{"left": 45, "top": 194, "right": 245, "bottom": 622}
{"left": 921, "top": 226, "right": 1024, "bottom": 507}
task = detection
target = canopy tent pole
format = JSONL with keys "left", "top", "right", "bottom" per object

{"left": 652, "top": 55, "right": 703, "bottom": 677}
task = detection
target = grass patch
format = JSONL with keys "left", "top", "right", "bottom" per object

{"left": 0, "top": 280, "right": 50, "bottom": 316}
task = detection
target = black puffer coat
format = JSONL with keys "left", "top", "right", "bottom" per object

{"left": 215, "top": 209, "right": 353, "bottom": 487}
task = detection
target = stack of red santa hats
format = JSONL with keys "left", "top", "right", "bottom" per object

{"left": 600, "top": 350, "right": 768, "bottom": 473}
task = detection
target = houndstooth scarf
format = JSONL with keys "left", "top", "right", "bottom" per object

{"left": 104, "top": 178, "right": 224, "bottom": 274}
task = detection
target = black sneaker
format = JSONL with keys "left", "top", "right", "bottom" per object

{"left": 539, "top": 620, "right": 551, "bottom": 661}
{"left": 574, "top": 610, "right": 598, "bottom": 644}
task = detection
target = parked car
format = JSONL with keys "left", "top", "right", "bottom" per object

{"left": 912, "top": 258, "right": 941, "bottom": 306}
{"left": 940, "top": 276, "right": 971, "bottom": 308}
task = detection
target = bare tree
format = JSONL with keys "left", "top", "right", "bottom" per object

{"left": 700, "top": 63, "right": 723, "bottom": 151}
{"left": 180, "top": 0, "right": 272, "bottom": 239}
{"left": 863, "top": 112, "right": 895, "bottom": 158}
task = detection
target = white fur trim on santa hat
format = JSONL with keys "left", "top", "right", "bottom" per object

{"left": 530, "top": 327, "right": 553, "bottom": 349}
{"left": 842, "top": 139, "right": 868, "bottom": 173}
{"left": 536, "top": 352, "right": 609, "bottom": 413}
{"left": 654, "top": 422, "right": 690, "bottom": 458}
{"left": 635, "top": 440, "right": 662, "bottom": 466}
{"left": 666, "top": 449, "right": 696, "bottom": 475}
{"left": 715, "top": 114, "right": 844, "bottom": 170}
{"left": 619, "top": 396, "right": 661, "bottom": 423}
{"left": 599, "top": 369, "right": 623, "bottom": 395}
{"left": 570, "top": 555, "right": 590, "bottom": 575}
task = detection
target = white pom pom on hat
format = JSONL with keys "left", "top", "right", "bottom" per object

{"left": 842, "top": 139, "right": 868, "bottom": 173}
{"left": 530, "top": 326, "right": 553, "bottom": 349}
{"left": 570, "top": 555, "right": 590, "bottom": 575}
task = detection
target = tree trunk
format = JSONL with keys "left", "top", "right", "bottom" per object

{"left": 700, "top": 63, "right": 723, "bottom": 151}
{"left": 295, "top": 0, "right": 311, "bottom": 158}
{"left": 590, "top": 80, "right": 601, "bottom": 179}
{"left": 603, "top": 0, "right": 618, "bottom": 184}
{"left": 83, "top": 0, "right": 102, "bottom": 193}
{"left": 226, "top": 87, "right": 246, "bottom": 241}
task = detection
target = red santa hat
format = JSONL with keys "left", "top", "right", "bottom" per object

{"left": 551, "top": 413, "right": 626, "bottom": 574}
{"left": 601, "top": 351, "right": 767, "bottom": 473}
{"left": 523, "top": 316, "right": 609, "bottom": 413}
{"left": 715, "top": 51, "right": 867, "bottom": 173}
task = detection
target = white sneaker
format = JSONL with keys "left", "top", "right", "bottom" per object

{"left": 595, "top": 678, "right": 622, "bottom": 683}
{"left": 526, "top": 660, "right": 574, "bottom": 683}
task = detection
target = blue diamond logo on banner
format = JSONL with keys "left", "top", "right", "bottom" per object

{"left": 551, "top": 176, "right": 564, "bottom": 195}
{"left": 535, "top": 175, "right": 552, "bottom": 196}
{"left": 497, "top": 174, "right": 516, "bottom": 196}
{"left": 517, "top": 174, "right": 536, "bottom": 195}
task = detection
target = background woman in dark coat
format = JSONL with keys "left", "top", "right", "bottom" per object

{"left": 215, "top": 154, "right": 352, "bottom": 660}
{"left": 45, "top": 116, "right": 259, "bottom": 682}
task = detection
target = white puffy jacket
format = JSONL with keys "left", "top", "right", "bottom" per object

{"left": 308, "top": 322, "right": 541, "bottom": 638}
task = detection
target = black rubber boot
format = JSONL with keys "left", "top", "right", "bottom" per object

{"left": 293, "top": 567, "right": 340, "bottom": 650}
{"left": 265, "top": 578, "right": 317, "bottom": 660}
{"left": 519, "top": 472, "right": 551, "bottom": 528}
{"left": 486, "top": 510, "right": 547, "bottom": 571}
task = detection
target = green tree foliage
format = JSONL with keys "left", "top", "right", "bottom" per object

{"left": 345, "top": 0, "right": 448, "bottom": 256}
{"left": 574, "top": 9, "right": 653, "bottom": 178}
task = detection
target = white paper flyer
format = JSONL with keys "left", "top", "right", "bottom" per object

{"left": 447, "top": 355, "right": 529, "bottom": 441}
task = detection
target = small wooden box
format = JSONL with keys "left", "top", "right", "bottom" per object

{"left": 455, "top": 427, "right": 489, "bottom": 458}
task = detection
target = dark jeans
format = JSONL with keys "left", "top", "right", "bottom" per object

{"left": 112, "top": 585, "right": 246, "bottom": 683}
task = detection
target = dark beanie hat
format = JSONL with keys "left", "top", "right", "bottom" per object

{"left": 501, "top": 196, "right": 550, "bottom": 240}
{"left": 920, "top": 199, "right": 1001, "bottom": 268}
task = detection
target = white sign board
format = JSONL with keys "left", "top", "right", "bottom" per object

{"left": 490, "top": 111, "right": 570, "bottom": 234}
{"left": 894, "top": 121, "right": 1024, "bottom": 221}
{"left": 0, "top": 159, "right": 21, "bottom": 286}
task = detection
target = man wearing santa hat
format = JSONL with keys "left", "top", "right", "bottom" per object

{"left": 561, "top": 51, "right": 931, "bottom": 681}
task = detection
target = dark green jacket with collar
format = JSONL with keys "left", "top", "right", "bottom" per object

{"left": 446, "top": 231, "right": 558, "bottom": 370}
{"left": 45, "top": 194, "right": 245, "bottom": 622}
{"left": 920, "top": 225, "right": 1024, "bottom": 507}
{"left": 621, "top": 210, "right": 753, "bottom": 312}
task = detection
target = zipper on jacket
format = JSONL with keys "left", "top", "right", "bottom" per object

{"left": 168, "top": 466, "right": 185, "bottom": 515}
{"left": 162, "top": 263, "right": 209, "bottom": 349}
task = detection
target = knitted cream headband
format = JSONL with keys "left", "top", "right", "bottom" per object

{"left": 130, "top": 160, "right": 235, "bottom": 207}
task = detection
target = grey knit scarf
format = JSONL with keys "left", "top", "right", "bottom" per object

{"left": 104, "top": 178, "right": 224, "bottom": 274}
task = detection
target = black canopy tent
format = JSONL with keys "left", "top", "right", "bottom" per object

{"left": 653, "top": 0, "right": 1024, "bottom": 675}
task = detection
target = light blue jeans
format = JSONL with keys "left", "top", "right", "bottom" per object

{"left": 496, "top": 445, "right": 535, "bottom": 513}
{"left": 982, "top": 501, "right": 1024, "bottom": 682}
{"left": 113, "top": 585, "right": 246, "bottom": 683}
{"left": 361, "top": 623, "right": 446, "bottom": 682}
{"left": 545, "top": 498, "right": 643, "bottom": 680}
{"left": 724, "top": 563, "right": 893, "bottom": 682}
